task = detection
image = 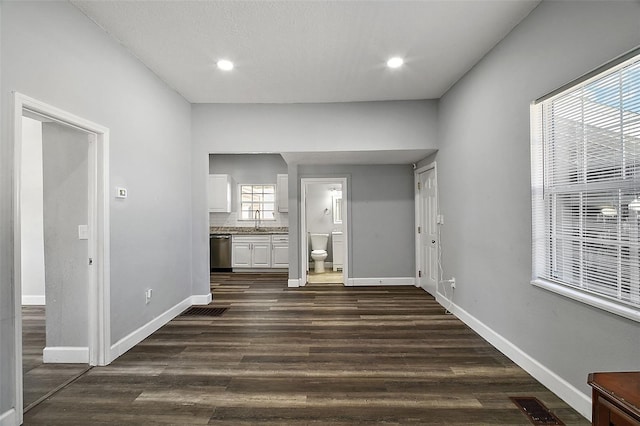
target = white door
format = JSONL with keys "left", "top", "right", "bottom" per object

{"left": 419, "top": 168, "right": 438, "bottom": 296}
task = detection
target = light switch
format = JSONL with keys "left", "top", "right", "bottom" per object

{"left": 78, "top": 225, "right": 88, "bottom": 240}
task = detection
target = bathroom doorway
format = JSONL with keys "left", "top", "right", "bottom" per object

{"left": 300, "top": 178, "right": 348, "bottom": 286}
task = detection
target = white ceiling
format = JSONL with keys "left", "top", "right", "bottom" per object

{"left": 71, "top": 0, "right": 540, "bottom": 104}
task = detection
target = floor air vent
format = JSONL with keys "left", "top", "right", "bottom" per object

{"left": 510, "top": 397, "right": 565, "bottom": 426}
{"left": 180, "top": 306, "right": 228, "bottom": 317}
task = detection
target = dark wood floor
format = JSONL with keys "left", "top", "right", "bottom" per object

{"left": 22, "top": 306, "right": 89, "bottom": 410}
{"left": 23, "top": 273, "right": 589, "bottom": 425}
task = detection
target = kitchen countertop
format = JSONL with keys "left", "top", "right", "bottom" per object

{"left": 210, "top": 226, "right": 288, "bottom": 235}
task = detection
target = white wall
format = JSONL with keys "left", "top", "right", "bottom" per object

{"left": 20, "top": 117, "right": 45, "bottom": 305}
{"left": 435, "top": 0, "right": 640, "bottom": 418}
{"left": 191, "top": 101, "right": 438, "bottom": 292}
{"left": 1, "top": 1, "right": 193, "bottom": 417}
{"left": 305, "top": 183, "right": 341, "bottom": 262}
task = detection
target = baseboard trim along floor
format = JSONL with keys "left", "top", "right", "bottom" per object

{"left": 436, "top": 292, "right": 591, "bottom": 421}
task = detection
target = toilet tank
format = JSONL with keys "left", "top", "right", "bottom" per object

{"left": 310, "top": 233, "right": 329, "bottom": 250}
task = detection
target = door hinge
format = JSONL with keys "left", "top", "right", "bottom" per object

{"left": 89, "top": 257, "right": 93, "bottom": 265}
{"left": 418, "top": 226, "right": 421, "bottom": 234}
{"left": 417, "top": 182, "right": 421, "bottom": 190}
{"left": 418, "top": 270, "right": 422, "bottom": 278}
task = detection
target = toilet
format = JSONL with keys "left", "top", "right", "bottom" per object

{"left": 310, "top": 233, "right": 329, "bottom": 273}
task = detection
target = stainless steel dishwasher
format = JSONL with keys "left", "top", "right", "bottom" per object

{"left": 210, "top": 234, "right": 232, "bottom": 271}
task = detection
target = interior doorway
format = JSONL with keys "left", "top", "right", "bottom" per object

{"left": 416, "top": 164, "right": 438, "bottom": 296}
{"left": 13, "top": 93, "right": 111, "bottom": 423}
{"left": 300, "top": 177, "right": 348, "bottom": 286}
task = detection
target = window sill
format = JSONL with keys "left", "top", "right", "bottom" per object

{"left": 531, "top": 279, "right": 640, "bottom": 323}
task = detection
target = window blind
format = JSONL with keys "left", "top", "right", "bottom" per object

{"left": 531, "top": 54, "right": 640, "bottom": 313}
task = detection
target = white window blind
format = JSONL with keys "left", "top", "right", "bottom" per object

{"left": 531, "top": 53, "right": 640, "bottom": 320}
{"left": 239, "top": 184, "right": 276, "bottom": 220}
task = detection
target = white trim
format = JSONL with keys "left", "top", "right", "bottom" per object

{"left": 43, "top": 347, "right": 89, "bottom": 364}
{"left": 437, "top": 294, "right": 592, "bottom": 421}
{"left": 109, "top": 296, "right": 192, "bottom": 361}
{"left": 288, "top": 278, "right": 301, "bottom": 288}
{"left": 0, "top": 409, "right": 16, "bottom": 426}
{"left": 532, "top": 279, "right": 640, "bottom": 323}
{"left": 21, "top": 295, "right": 45, "bottom": 305}
{"left": 190, "top": 293, "right": 213, "bottom": 305}
{"left": 346, "top": 277, "right": 416, "bottom": 286}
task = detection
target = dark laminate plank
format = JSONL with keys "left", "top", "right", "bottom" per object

{"left": 23, "top": 273, "right": 589, "bottom": 425}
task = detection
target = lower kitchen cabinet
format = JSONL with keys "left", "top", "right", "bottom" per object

{"left": 271, "top": 234, "right": 289, "bottom": 268}
{"left": 232, "top": 235, "right": 271, "bottom": 268}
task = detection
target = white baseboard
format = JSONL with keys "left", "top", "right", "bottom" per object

{"left": 22, "top": 295, "right": 45, "bottom": 305}
{"left": 109, "top": 295, "right": 192, "bottom": 361}
{"left": 0, "top": 408, "right": 16, "bottom": 426}
{"left": 288, "top": 278, "right": 300, "bottom": 288}
{"left": 346, "top": 277, "right": 416, "bottom": 286}
{"left": 43, "top": 346, "right": 89, "bottom": 363}
{"left": 191, "top": 293, "right": 212, "bottom": 305}
{"left": 437, "top": 293, "right": 591, "bottom": 421}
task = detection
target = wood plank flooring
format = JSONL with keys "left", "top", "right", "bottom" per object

{"left": 23, "top": 273, "right": 589, "bottom": 425}
{"left": 22, "top": 306, "right": 89, "bottom": 410}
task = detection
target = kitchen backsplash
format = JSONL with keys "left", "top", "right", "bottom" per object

{"left": 209, "top": 211, "right": 289, "bottom": 228}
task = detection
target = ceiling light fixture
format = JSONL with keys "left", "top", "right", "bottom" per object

{"left": 386, "top": 57, "right": 404, "bottom": 69}
{"left": 216, "top": 59, "right": 234, "bottom": 71}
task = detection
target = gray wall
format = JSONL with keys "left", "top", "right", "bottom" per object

{"left": 42, "top": 122, "right": 89, "bottom": 348}
{"left": 1, "top": 1, "right": 192, "bottom": 415}
{"left": 297, "top": 165, "right": 415, "bottom": 279}
{"left": 191, "top": 101, "right": 438, "bottom": 291}
{"left": 435, "top": 0, "right": 640, "bottom": 404}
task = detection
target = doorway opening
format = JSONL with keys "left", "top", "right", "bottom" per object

{"left": 13, "top": 93, "right": 111, "bottom": 422}
{"left": 415, "top": 163, "right": 438, "bottom": 296}
{"left": 300, "top": 178, "right": 348, "bottom": 286}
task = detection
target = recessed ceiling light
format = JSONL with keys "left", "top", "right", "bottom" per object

{"left": 386, "top": 57, "right": 404, "bottom": 69}
{"left": 216, "top": 59, "right": 234, "bottom": 71}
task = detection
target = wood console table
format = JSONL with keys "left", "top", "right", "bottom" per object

{"left": 588, "top": 372, "right": 640, "bottom": 426}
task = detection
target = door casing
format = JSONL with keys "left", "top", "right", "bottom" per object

{"left": 13, "top": 92, "right": 111, "bottom": 423}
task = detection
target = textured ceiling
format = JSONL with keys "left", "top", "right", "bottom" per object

{"left": 71, "top": 0, "right": 540, "bottom": 104}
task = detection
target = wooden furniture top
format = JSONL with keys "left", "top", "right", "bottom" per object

{"left": 588, "top": 372, "right": 640, "bottom": 417}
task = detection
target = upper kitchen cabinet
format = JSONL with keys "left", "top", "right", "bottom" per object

{"left": 277, "top": 173, "right": 288, "bottom": 213}
{"left": 208, "top": 174, "right": 233, "bottom": 212}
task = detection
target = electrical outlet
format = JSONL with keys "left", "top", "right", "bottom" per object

{"left": 450, "top": 277, "right": 456, "bottom": 289}
{"left": 145, "top": 288, "right": 153, "bottom": 304}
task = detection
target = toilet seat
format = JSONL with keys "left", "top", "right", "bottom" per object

{"left": 311, "top": 250, "right": 327, "bottom": 257}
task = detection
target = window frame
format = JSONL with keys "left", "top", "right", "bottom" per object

{"left": 238, "top": 183, "right": 277, "bottom": 221}
{"left": 530, "top": 50, "right": 640, "bottom": 323}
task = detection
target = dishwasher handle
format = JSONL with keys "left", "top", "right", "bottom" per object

{"left": 210, "top": 235, "right": 231, "bottom": 239}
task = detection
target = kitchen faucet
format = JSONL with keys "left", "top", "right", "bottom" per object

{"left": 254, "top": 209, "right": 261, "bottom": 230}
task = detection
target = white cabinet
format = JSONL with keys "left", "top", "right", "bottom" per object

{"left": 232, "top": 235, "right": 271, "bottom": 268}
{"left": 277, "top": 174, "right": 288, "bottom": 213}
{"left": 208, "top": 174, "right": 232, "bottom": 213}
{"left": 332, "top": 231, "right": 344, "bottom": 272}
{"left": 271, "top": 234, "right": 289, "bottom": 268}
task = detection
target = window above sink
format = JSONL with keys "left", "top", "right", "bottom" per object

{"left": 239, "top": 184, "right": 276, "bottom": 221}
